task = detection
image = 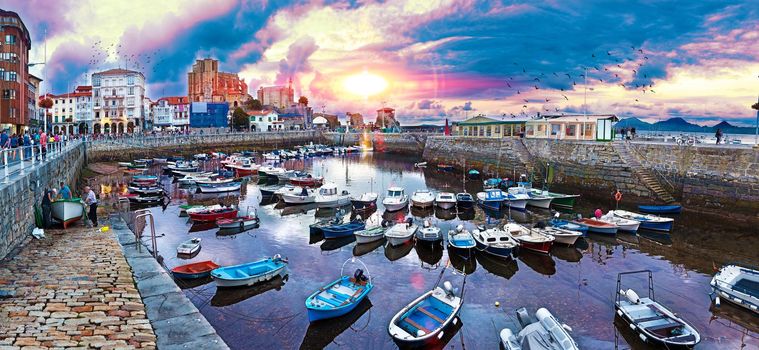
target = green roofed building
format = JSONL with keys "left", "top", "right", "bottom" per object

{"left": 453, "top": 115, "right": 529, "bottom": 138}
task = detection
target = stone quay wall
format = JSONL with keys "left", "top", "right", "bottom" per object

{"left": 630, "top": 143, "right": 759, "bottom": 216}
{"left": 0, "top": 143, "right": 86, "bottom": 260}
{"left": 323, "top": 132, "right": 429, "bottom": 155}
{"left": 88, "top": 131, "right": 320, "bottom": 162}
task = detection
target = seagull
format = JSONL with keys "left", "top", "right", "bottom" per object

{"left": 591, "top": 53, "right": 596, "bottom": 58}
{"left": 534, "top": 77, "right": 541, "bottom": 82}
{"left": 517, "top": 90, "right": 521, "bottom": 94}
{"left": 650, "top": 90, "right": 656, "bottom": 93}
{"left": 635, "top": 99, "right": 639, "bottom": 102}
{"left": 523, "top": 99, "right": 529, "bottom": 103}
{"left": 565, "top": 73, "right": 572, "bottom": 78}
{"left": 553, "top": 72, "right": 559, "bottom": 77}
{"left": 619, "top": 83, "right": 625, "bottom": 88}
{"left": 638, "top": 49, "right": 644, "bottom": 53}
{"left": 534, "top": 85, "right": 540, "bottom": 90}
{"left": 523, "top": 105, "right": 528, "bottom": 108}
{"left": 644, "top": 56, "right": 649, "bottom": 60}
{"left": 633, "top": 69, "right": 637, "bottom": 74}
{"left": 506, "top": 82, "right": 512, "bottom": 88}
{"left": 545, "top": 98, "right": 551, "bottom": 102}
{"left": 607, "top": 51, "right": 612, "bottom": 56}
{"left": 562, "top": 95, "right": 569, "bottom": 100}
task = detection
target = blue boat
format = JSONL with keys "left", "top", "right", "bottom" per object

{"left": 447, "top": 225, "right": 476, "bottom": 250}
{"left": 388, "top": 282, "right": 462, "bottom": 346}
{"left": 467, "top": 169, "right": 480, "bottom": 179}
{"left": 322, "top": 220, "right": 366, "bottom": 239}
{"left": 477, "top": 189, "right": 506, "bottom": 211}
{"left": 638, "top": 205, "right": 681, "bottom": 214}
{"left": 210, "top": 255, "right": 288, "bottom": 288}
{"left": 612, "top": 210, "right": 674, "bottom": 232}
{"left": 483, "top": 178, "right": 502, "bottom": 189}
{"left": 306, "top": 259, "right": 373, "bottom": 322}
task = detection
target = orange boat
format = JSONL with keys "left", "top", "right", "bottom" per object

{"left": 171, "top": 261, "right": 220, "bottom": 279}
{"left": 573, "top": 218, "right": 619, "bottom": 235}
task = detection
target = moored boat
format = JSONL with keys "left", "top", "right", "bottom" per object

{"left": 434, "top": 192, "right": 456, "bottom": 210}
{"left": 447, "top": 225, "right": 476, "bottom": 251}
{"left": 171, "top": 260, "right": 220, "bottom": 279}
{"left": 476, "top": 189, "right": 506, "bottom": 211}
{"left": 51, "top": 198, "right": 85, "bottom": 229}
{"left": 499, "top": 307, "right": 579, "bottom": 350}
{"left": 350, "top": 192, "right": 378, "bottom": 210}
{"left": 416, "top": 220, "right": 442, "bottom": 243}
{"left": 601, "top": 212, "right": 640, "bottom": 232}
{"left": 638, "top": 204, "right": 682, "bottom": 214}
{"left": 385, "top": 220, "right": 418, "bottom": 246}
{"left": 411, "top": 189, "right": 435, "bottom": 208}
{"left": 305, "top": 258, "right": 373, "bottom": 322}
{"left": 211, "top": 255, "right": 288, "bottom": 288}
{"left": 188, "top": 206, "right": 238, "bottom": 222}
{"left": 533, "top": 226, "right": 583, "bottom": 246}
{"left": 573, "top": 218, "right": 619, "bottom": 235}
{"left": 177, "top": 238, "right": 201, "bottom": 255}
{"left": 216, "top": 215, "right": 260, "bottom": 230}
{"left": 615, "top": 270, "right": 701, "bottom": 348}
{"left": 353, "top": 213, "right": 385, "bottom": 244}
{"left": 612, "top": 210, "right": 674, "bottom": 232}
{"left": 314, "top": 182, "right": 351, "bottom": 208}
{"left": 388, "top": 281, "right": 462, "bottom": 346}
{"left": 455, "top": 193, "right": 474, "bottom": 210}
{"left": 710, "top": 263, "right": 759, "bottom": 315}
{"left": 473, "top": 226, "right": 519, "bottom": 258}
{"left": 322, "top": 220, "right": 366, "bottom": 239}
{"left": 383, "top": 187, "right": 409, "bottom": 212}
{"left": 197, "top": 181, "right": 242, "bottom": 193}
{"left": 290, "top": 176, "right": 324, "bottom": 188}
{"left": 282, "top": 187, "right": 317, "bottom": 205}
{"left": 504, "top": 223, "right": 555, "bottom": 254}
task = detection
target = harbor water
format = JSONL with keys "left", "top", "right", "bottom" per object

{"left": 94, "top": 153, "right": 758, "bottom": 349}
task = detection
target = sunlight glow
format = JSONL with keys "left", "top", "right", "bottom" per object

{"left": 343, "top": 71, "right": 388, "bottom": 97}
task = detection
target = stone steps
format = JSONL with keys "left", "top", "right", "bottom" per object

{"left": 615, "top": 142, "right": 677, "bottom": 204}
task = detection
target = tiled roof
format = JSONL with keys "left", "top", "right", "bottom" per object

{"left": 247, "top": 110, "right": 276, "bottom": 116}
{"left": 94, "top": 68, "right": 144, "bottom": 76}
{"left": 158, "top": 96, "right": 189, "bottom": 105}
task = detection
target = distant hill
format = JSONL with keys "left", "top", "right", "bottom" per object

{"left": 616, "top": 117, "right": 755, "bottom": 134}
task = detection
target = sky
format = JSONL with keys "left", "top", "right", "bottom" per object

{"left": 7, "top": 0, "right": 759, "bottom": 126}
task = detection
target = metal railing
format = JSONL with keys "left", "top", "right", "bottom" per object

{"left": 622, "top": 140, "right": 677, "bottom": 194}
{"left": 1, "top": 139, "right": 82, "bottom": 185}
{"left": 134, "top": 209, "right": 159, "bottom": 259}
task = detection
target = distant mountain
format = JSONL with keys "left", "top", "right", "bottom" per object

{"left": 616, "top": 117, "right": 755, "bottom": 134}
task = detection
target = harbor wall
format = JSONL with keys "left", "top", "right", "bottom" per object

{"left": 323, "top": 132, "right": 428, "bottom": 155}
{"left": 630, "top": 143, "right": 759, "bottom": 216}
{"left": 87, "top": 131, "right": 320, "bottom": 162}
{"left": 0, "top": 143, "right": 87, "bottom": 260}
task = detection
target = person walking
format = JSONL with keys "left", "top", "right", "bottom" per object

{"left": 39, "top": 129, "right": 48, "bottom": 160}
{"left": 83, "top": 186, "right": 98, "bottom": 227}
{"left": 1, "top": 130, "right": 8, "bottom": 165}
{"left": 9, "top": 133, "right": 18, "bottom": 161}
{"left": 41, "top": 187, "right": 55, "bottom": 228}
{"left": 22, "top": 131, "right": 30, "bottom": 160}
{"left": 715, "top": 128, "right": 723, "bottom": 145}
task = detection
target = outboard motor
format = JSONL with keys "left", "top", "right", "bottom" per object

{"left": 515, "top": 307, "right": 535, "bottom": 328}
{"left": 456, "top": 224, "right": 464, "bottom": 233}
{"left": 354, "top": 269, "right": 367, "bottom": 283}
{"left": 443, "top": 281, "right": 455, "bottom": 297}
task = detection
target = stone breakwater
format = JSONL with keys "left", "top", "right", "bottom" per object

{"left": 0, "top": 143, "right": 86, "bottom": 260}
{"left": 88, "top": 131, "right": 321, "bottom": 162}
{"left": 323, "top": 132, "right": 428, "bottom": 155}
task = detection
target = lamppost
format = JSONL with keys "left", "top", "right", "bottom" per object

{"left": 752, "top": 97, "right": 758, "bottom": 147}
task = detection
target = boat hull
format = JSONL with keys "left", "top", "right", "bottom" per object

{"left": 586, "top": 226, "right": 618, "bottom": 235}
{"left": 475, "top": 240, "right": 514, "bottom": 258}
{"left": 526, "top": 198, "right": 552, "bottom": 209}
{"left": 384, "top": 202, "right": 408, "bottom": 212}
{"left": 305, "top": 277, "right": 373, "bottom": 322}
{"left": 456, "top": 200, "right": 474, "bottom": 210}
{"left": 436, "top": 201, "right": 455, "bottom": 210}
{"left": 506, "top": 199, "right": 528, "bottom": 211}
{"left": 188, "top": 210, "right": 238, "bottom": 222}
{"left": 197, "top": 183, "right": 241, "bottom": 193}
{"left": 211, "top": 258, "right": 287, "bottom": 288}
{"left": 351, "top": 199, "right": 376, "bottom": 210}
{"left": 411, "top": 200, "right": 433, "bottom": 209}
{"left": 282, "top": 195, "right": 315, "bottom": 205}
{"left": 550, "top": 195, "right": 578, "bottom": 209}
{"left": 638, "top": 205, "right": 682, "bottom": 214}
{"left": 51, "top": 200, "right": 84, "bottom": 229}
{"left": 323, "top": 222, "right": 366, "bottom": 239}
{"left": 640, "top": 220, "right": 674, "bottom": 232}
{"left": 516, "top": 240, "right": 553, "bottom": 254}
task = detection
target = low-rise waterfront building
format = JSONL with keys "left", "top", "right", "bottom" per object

{"left": 454, "top": 115, "right": 529, "bottom": 137}
{"left": 525, "top": 114, "right": 618, "bottom": 141}
{"left": 153, "top": 96, "right": 190, "bottom": 131}
{"left": 247, "top": 109, "right": 283, "bottom": 131}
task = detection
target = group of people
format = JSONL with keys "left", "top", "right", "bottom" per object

{"left": 618, "top": 127, "right": 637, "bottom": 140}
{"left": 0, "top": 128, "right": 64, "bottom": 164}
{"left": 39, "top": 182, "right": 98, "bottom": 229}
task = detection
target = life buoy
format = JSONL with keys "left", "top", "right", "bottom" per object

{"left": 614, "top": 191, "right": 623, "bottom": 202}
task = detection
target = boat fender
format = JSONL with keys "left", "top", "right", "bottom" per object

{"left": 639, "top": 333, "right": 647, "bottom": 343}
{"left": 625, "top": 289, "right": 641, "bottom": 304}
{"left": 443, "top": 281, "right": 454, "bottom": 296}
{"left": 616, "top": 310, "right": 623, "bottom": 317}
{"left": 456, "top": 224, "right": 464, "bottom": 233}
{"left": 417, "top": 330, "right": 425, "bottom": 337}
{"left": 714, "top": 296, "right": 720, "bottom": 306}
{"left": 562, "top": 324, "right": 573, "bottom": 333}
{"left": 437, "top": 331, "right": 444, "bottom": 339}
{"left": 629, "top": 323, "right": 636, "bottom": 330}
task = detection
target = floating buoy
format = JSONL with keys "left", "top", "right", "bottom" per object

{"left": 99, "top": 226, "right": 110, "bottom": 232}
{"left": 495, "top": 301, "right": 500, "bottom": 307}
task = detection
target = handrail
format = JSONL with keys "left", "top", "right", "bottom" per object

{"left": 1, "top": 140, "right": 82, "bottom": 185}
{"left": 623, "top": 141, "right": 676, "bottom": 194}
{"left": 134, "top": 209, "right": 158, "bottom": 258}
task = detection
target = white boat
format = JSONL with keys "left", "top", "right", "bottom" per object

{"left": 51, "top": 199, "right": 85, "bottom": 229}
{"left": 177, "top": 174, "right": 211, "bottom": 186}
{"left": 473, "top": 227, "right": 519, "bottom": 258}
{"left": 177, "top": 238, "right": 201, "bottom": 255}
{"left": 434, "top": 192, "right": 456, "bottom": 210}
{"left": 505, "top": 223, "right": 555, "bottom": 254}
{"left": 388, "top": 282, "right": 462, "bottom": 346}
{"left": 508, "top": 187, "right": 541, "bottom": 210}
{"left": 197, "top": 181, "right": 241, "bottom": 193}
{"left": 281, "top": 187, "right": 317, "bottom": 205}
{"left": 195, "top": 177, "right": 235, "bottom": 185}
{"left": 263, "top": 153, "right": 280, "bottom": 161}
{"left": 711, "top": 264, "right": 759, "bottom": 314}
{"left": 186, "top": 204, "right": 223, "bottom": 215}
{"left": 354, "top": 213, "right": 386, "bottom": 244}
{"left": 274, "top": 184, "right": 299, "bottom": 197}
{"left": 532, "top": 226, "right": 583, "bottom": 246}
{"left": 384, "top": 221, "right": 418, "bottom": 246}
{"left": 382, "top": 187, "right": 409, "bottom": 212}
{"left": 314, "top": 182, "right": 351, "bottom": 208}
{"left": 524, "top": 188, "right": 554, "bottom": 209}
{"left": 410, "top": 189, "right": 435, "bottom": 208}
{"left": 416, "top": 220, "right": 442, "bottom": 242}
{"left": 611, "top": 210, "right": 674, "bottom": 232}
{"left": 500, "top": 307, "right": 579, "bottom": 350}
{"left": 601, "top": 212, "right": 640, "bottom": 232}
{"left": 615, "top": 270, "right": 700, "bottom": 348}
{"left": 193, "top": 153, "right": 209, "bottom": 160}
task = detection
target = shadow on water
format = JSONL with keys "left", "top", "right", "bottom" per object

{"left": 475, "top": 252, "right": 519, "bottom": 280}
{"left": 551, "top": 245, "right": 583, "bottom": 263}
{"left": 299, "top": 298, "right": 373, "bottom": 350}
{"left": 211, "top": 273, "right": 289, "bottom": 307}
{"left": 410, "top": 206, "right": 433, "bottom": 218}
{"left": 385, "top": 241, "right": 415, "bottom": 262}
{"left": 415, "top": 241, "right": 444, "bottom": 269}
{"left": 449, "top": 250, "right": 477, "bottom": 275}
{"left": 174, "top": 275, "right": 213, "bottom": 290}
{"left": 516, "top": 250, "right": 556, "bottom": 276}
{"left": 320, "top": 236, "right": 356, "bottom": 252}
{"left": 434, "top": 207, "right": 457, "bottom": 221}
{"left": 353, "top": 238, "right": 386, "bottom": 257}
{"left": 189, "top": 221, "right": 217, "bottom": 233}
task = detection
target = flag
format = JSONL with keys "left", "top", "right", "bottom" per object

{"left": 444, "top": 118, "right": 451, "bottom": 136}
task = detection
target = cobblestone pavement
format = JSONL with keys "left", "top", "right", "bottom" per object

{"left": 0, "top": 227, "right": 157, "bottom": 349}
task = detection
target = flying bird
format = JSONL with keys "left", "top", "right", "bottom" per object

{"left": 607, "top": 51, "right": 612, "bottom": 56}
{"left": 565, "top": 73, "right": 572, "bottom": 78}
{"left": 534, "top": 85, "right": 540, "bottom": 90}
{"left": 534, "top": 77, "right": 541, "bottom": 82}
{"left": 523, "top": 99, "right": 529, "bottom": 103}
{"left": 562, "top": 95, "right": 569, "bottom": 100}
{"left": 506, "top": 82, "right": 512, "bottom": 88}
{"left": 522, "top": 105, "right": 528, "bottom": 108}
{"left": 545, "top": 98, "right": 550, "bottom": 102}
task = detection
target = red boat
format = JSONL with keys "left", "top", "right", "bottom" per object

{"left": 171, "top": 261, "right": 220, "bottom": 279}
{"left": 504, "top": 223, "right": 555, "bottom": 254}
{"left": 188, "top": 207, "right": 238, "bottom": 222}
{"left": 290, "top": 176, "right": 324, "bottom": 188}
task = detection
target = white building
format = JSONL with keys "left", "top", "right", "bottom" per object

{"left": 247, "top": 110, "right": 283, "bottom": 131}
{"left": 48, "top": 85, "right": 93, "bottom": 135}
{"left": 153, "top": 96, "right": 190, "bottom": 130}
{"left": 91, "top": 68, "right": 146, "bottom": 134}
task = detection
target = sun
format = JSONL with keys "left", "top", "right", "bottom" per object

{"left": 343, "top": 70, "right": 388, "bottom": 97}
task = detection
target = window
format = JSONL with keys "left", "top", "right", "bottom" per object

{"left": 2, "top": 89, "right": 16, "bottom": 99}
{"left": 54, "top": 116, "right": 58, "bottom": 123}
{"left": 584, "top": 124, "right": 593, "bottom": 138}
{"left": 494, "top": 125, "right": 500, "bottom": 134}
{"left": 551, "top": 124, "right": 561, "bottom": 136}
{"left": 566, "top": 125, "right": 576, "bottom": 137}
{"left": 486, "top": 126, "right": 492, "bottom": 137}
{"left": 127, "top": 75, "right": 134, "bottom": 85}
{"left": 128, "top": 86, "right": 134, "bottom": 95}
{"left": 93, "top": 76, "right": 101, "bottom": 86}
{"left": 5, "top": 34, "right": 16, "bottom": 44}
{"left": 526, "top": 125, "right": 535, "bottom": 136}
{"left": 479, "top": 127, "right": 484, "bottom": 137}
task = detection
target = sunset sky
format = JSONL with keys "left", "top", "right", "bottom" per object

{"left": 8, "top": 0, "right": 759, "bottom": 125}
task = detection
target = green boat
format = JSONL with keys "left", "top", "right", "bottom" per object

{"left": 529, "top": 189, "right": 579, "bottom": 209}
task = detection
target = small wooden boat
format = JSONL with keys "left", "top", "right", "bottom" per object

{"left": 216, "top": 215, "right": 260, "bottom": 230}
{"left": 197, "top": 181, "right": 242, "bottom": 193}
{"left": 177, "top": 238, "right": 201, "bottom": 255}
{"left": 455, "top": 193, "right": 474, "bottom": 210}
{"left": 533, "top": 226, "right": 583, "bottom": 246}
{"left": 171, "top": 260, "right": 220, "bottom": 279}
{"left": 132, "top": 174, "right": 159, "bottom": 184}
{"left": 500, "top": 307, "right": 579, "bottom": 350}
{"left": 447, "top": 225, "right": 476, "bottom": 250}
{"left": 211, "top": 255, "right": 288, "bottom": 288}
{"left": 476, "top": 189, "right": 506, "bottom": 211}
{"left": 195, "top": 177, "right": 235, "bottom": 185}
{"left": 411, "top": 190, "right": 435, "bottom": 208}
{"left": 550, "top": 218, "right": 588, "bottom": 234}
{"left": 434, "top": 192, "right": 456, "bottom": 210}
{"left": 710, "top": 263, "right": 759, "bottom": 314}
{"left": 124, "top": 193, "right": 165, "bottom": 204}
{"left": 350, "top": 192, "right": 378, "bottom": 210}
{"left": 322, "top": 220, "right": 366, "bottom": 239}
{"left": 388, "top": 281, "right": 462, "bottom": 346}
{"left": 188, "top": 207, "right": 238, "bottom": 222}
{"left": 282, "top": 187, "right": 317, "bottom": 205}
{"left": 638, "top": 205, "right": 682, "bottom": 214}
{"left": 612, "top": 210, "right": 674, "bottom": 232}
{"left": 177, "top": 174, "right": 211, "bottom": 186}
{"left": 178, "top": 204, "right": 202, "bottom": 217}
{"left": 51, "top": 198, "right": 85, "bottom": 229}
{"left": 507, "top": 187, "right": 541, "bottom": 210}
{"left": 117, "top": 161, "right": 132, "bottom": 167}
{"left": 416, "top": 220, "right": 442, "bottom": 242}
{"left": 314, "top": 183, "right": 351, "bottom": 208}
{"left": 473, "top": 227, "right": 519, "bottom": 258}
{"left": 305, "top": 259, "right": 373, "bottom": 322}
{"left": 128, "top": 184, "right": 164, "bottom": 195}
{"left": 573, "top": 218, "right": 619, "bottom": 235}
{"left": 385, "top": 221, "right": 418, "bottom": 246}
{"left": 354, "top": 213, "right": 386, "bottom": 244}
{"left": 290, "top": 176, "right": 324, "bottom": 188}
{"left": 600, "top": 212, "right": 640, "bottom": 232}
{"left": 615, "top": 270, "right": 700, "bottom": 348}
{"left": 505, "top": 223, "right": 555, "bottom": 254}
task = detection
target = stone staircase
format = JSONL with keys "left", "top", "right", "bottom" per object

{"left": 512, "top": 139, "right": 543, "bottom": 183}
{"left": 615, "top": 142, "right": 677, "bottom": 204}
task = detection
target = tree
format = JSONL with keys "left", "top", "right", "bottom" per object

{"left": 38, "top": 97, "right": 53, "bottom": 109}
{"left": 244, "top": 98, "right": 263, "bottom": 111}
{"left": 298, "top": 96, "right": 309, "bottom": 106}
{"left": 752, "top": 102, "right": 759, "bottom": 111}
{"left": 232, "top": 107, "right": 249, "bottom": 131}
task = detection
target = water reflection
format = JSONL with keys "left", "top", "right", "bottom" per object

{"left": 320, "top": 236, "right": 355, "bottom": 252}
{"left": 211, "top": 273, "right": 288, "bottom": 307}
{"left": 449, "top": 251, "right": 477, "bottom": 275}
{"left": 299, "top": 298, "right": 373, "bottom": 350}
{"left": 476, "top": 253, "right": 519, "bottom": 280}
{"left": 385, "top": 241, "right": 414, "bottom": 262}
{"left": 353, "top": 239, "right": 386, "bottom": 257}
{"left": 415, "top": 242, "right": 443, "bottom": 269}
{"left": 517, "top": 251, "right": 556, "bottom": 276}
